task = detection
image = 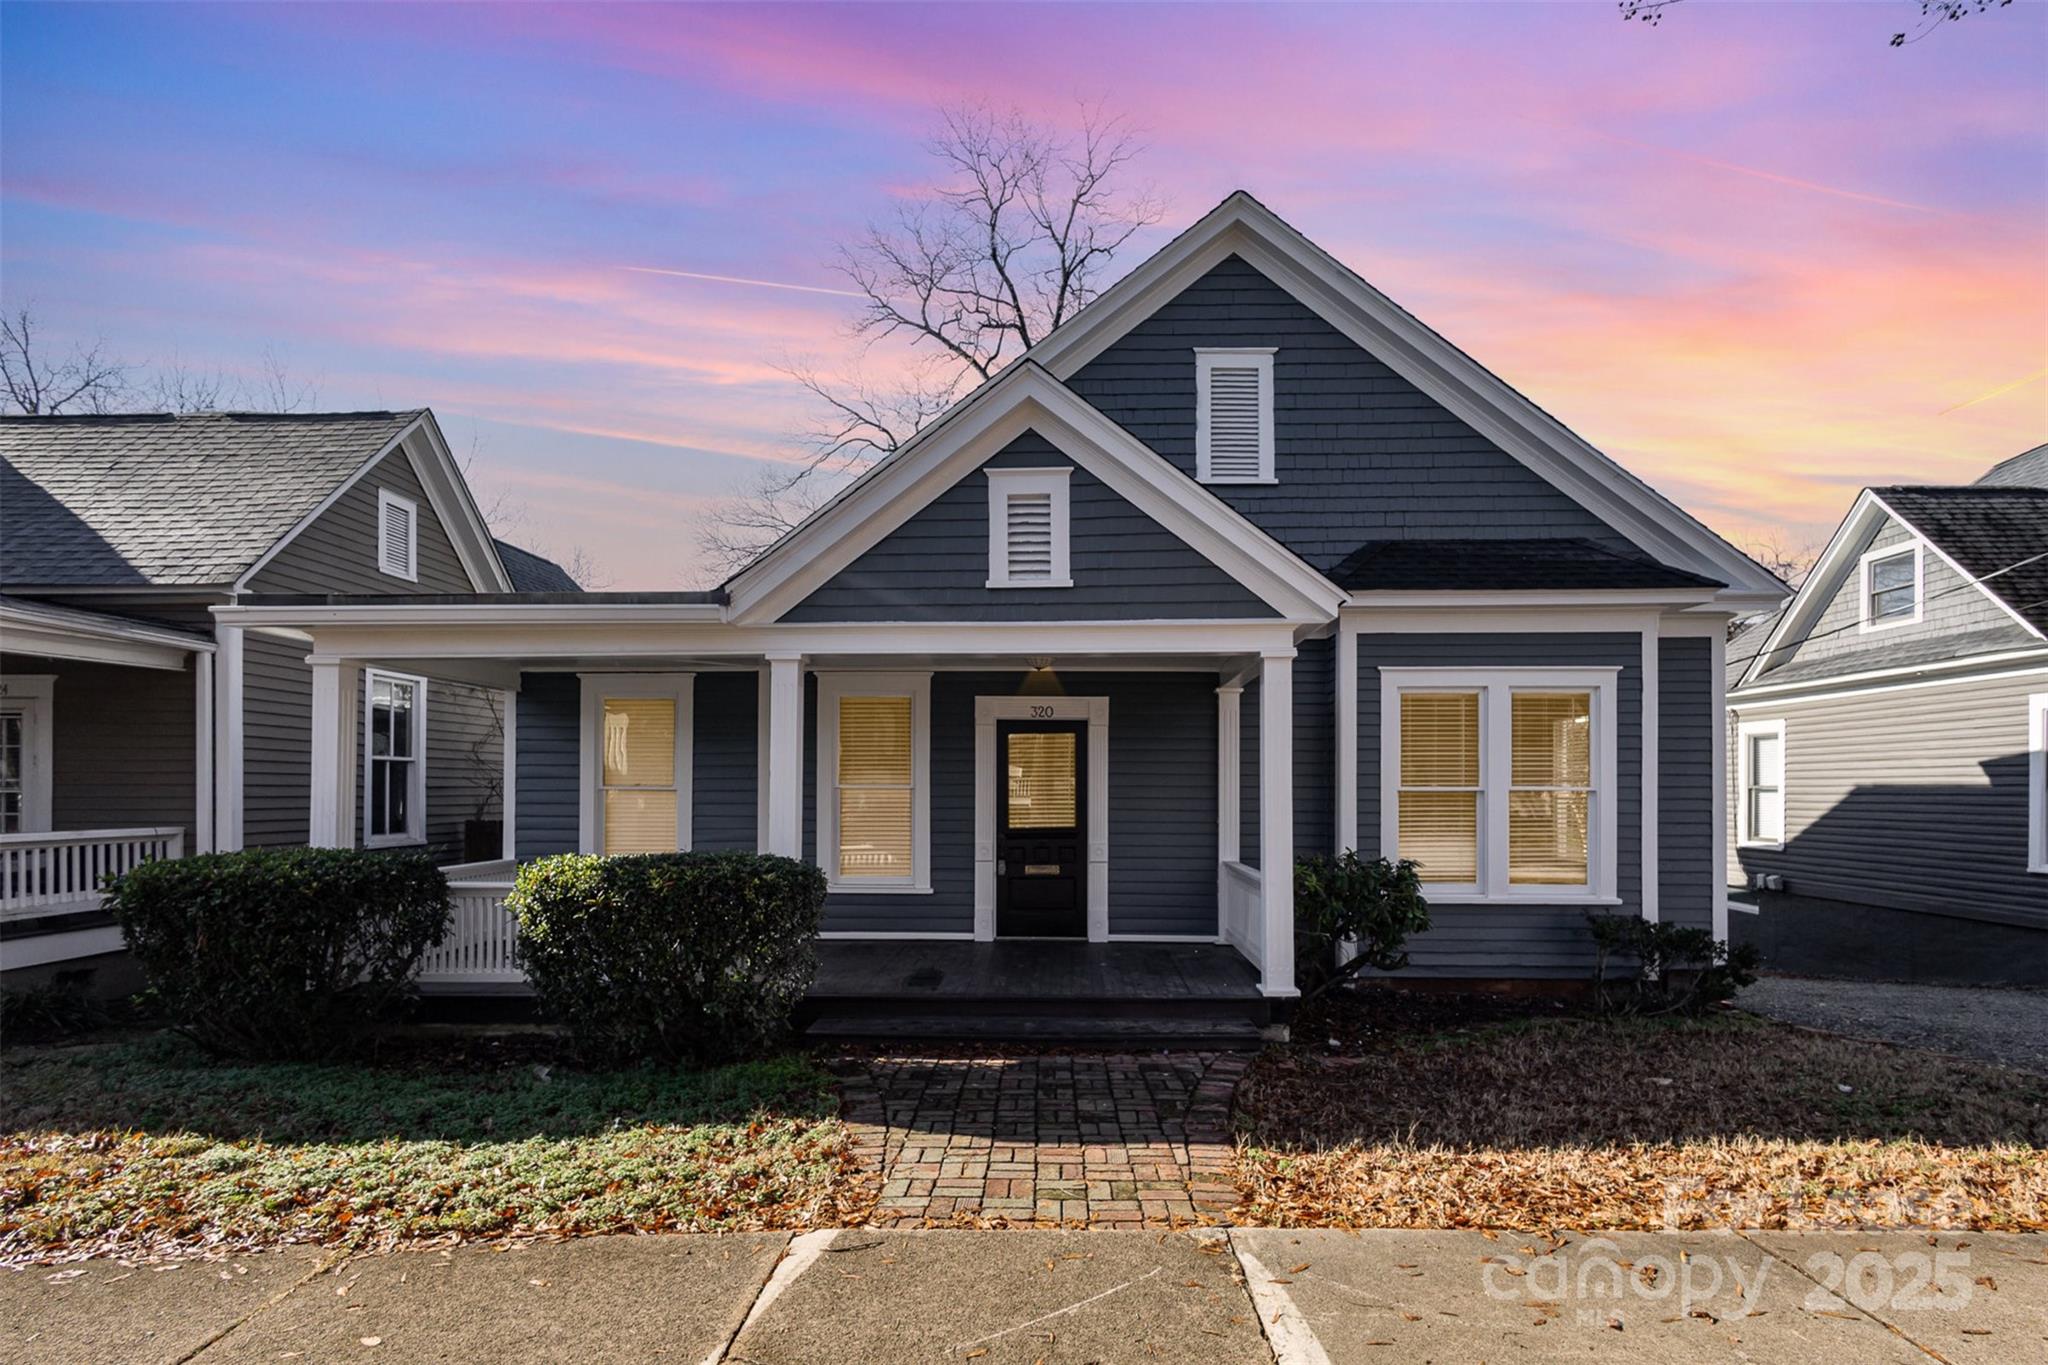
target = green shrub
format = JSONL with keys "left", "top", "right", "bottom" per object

{"left": 1293, "top": 851, "right": 1430, "bottom": 1000}
{"left": 507, "top": 851, "right": 828, "bottom": 1066}
{"left": 1585, "top": 912, "right": 1762, "bottom": 1016}
{"left": 105, "top": 848, "right": 449, "bottom": 1059}
{"left": 0, "top": 969, "right": 112, "bottom": 1044}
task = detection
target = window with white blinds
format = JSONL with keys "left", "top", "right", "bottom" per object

{"left": 1738, "top": 719, "right": 1785, "bottom": 848}
{"left": 1195, "top": 348, "right": 1275, "bottom": 483}
{"left": 377, "top": 488, "right": 418, "bottom": 582}
{"left": 580, "top": 675, "right": 692, "bottom": 855}
{"left": 985, "top": 467, "right": 1072, "bottom": 588}
{"left": 818, "top": 673, "right": 932, "bottom": 892}
{"left": 1382, "top": 670, "right": 1618, "bottom": 902}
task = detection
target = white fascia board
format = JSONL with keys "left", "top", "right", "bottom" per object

{"left": 410, "top": 411, "right": 515, "bottom": 592}
{"left": 1738, "top": 490, "right": 1879, "bottom": 689}
{"left": 724, "top": 363, "right": 1344, "bottom": 625}
{"left": 1343, "top": 589, "right": 1718, "bottom": 610}
{"left": 1728, "top": 647, "right": 2048, "bottom": 705}
{"left": 0, "top": 603, "right": 213, "bottom": 670}
{"left": 1024, "top": 193, "right": 1786, "bottom": 602}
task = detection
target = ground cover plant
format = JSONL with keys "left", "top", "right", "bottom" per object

{"left": 0, "top": 1032, "right": 870, "bottom": 1266}
{"left": 1236, "top": 990, "right": 2048, "bottom": 1232}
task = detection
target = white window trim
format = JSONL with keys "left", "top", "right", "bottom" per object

{"left": 577, "top": 673, "right": 694, "bottom": 855}
{"left": 2028, "top": 692, "right": 2047, "bottom": 875}
{"left": 817, "top": 671, "right": 932, "bottom": 895}
{"left": 984, "top": 466, "right": 1073, "bottom": 589}
{"left": 1736, "top": 717, "right": 1787, "bottom": 851}
{"left": 0, "top": 674, "right": 56, "bottom": 835}
{"left": 362, "top": 668, "right": 428, "bottom": 848}
{"left": 1378, "top": 667, "right": 1620, "bottom": 905}
{"left": 1194, "top": 347, "right": 1277, "bottom": 485}
{"left": 1858, "top": 541, "right": 1923, "bottom": 632}
{"left": 377, "top": 487, "right": 419, "bottom": 583}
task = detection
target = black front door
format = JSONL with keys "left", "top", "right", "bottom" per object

{"left": 996, "top": 720, "right": 1087, "bottom": 937}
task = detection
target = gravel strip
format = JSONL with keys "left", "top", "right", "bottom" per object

{"left": 1737, "top": 975, "right": 2048, "bottom": 1073}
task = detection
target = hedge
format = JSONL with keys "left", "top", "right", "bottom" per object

{"left": 506, "top": 851, "right": 827, "bottom": 1066}
{"left": 105, "top": 847, "right": 449, "bottom": 1059}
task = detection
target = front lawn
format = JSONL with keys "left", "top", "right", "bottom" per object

{"left": 1237, "top": 994, "right": 2048, "bottom": 1232}
{"left": 0, "top": 1032, "right": 870, "bottom": 1265}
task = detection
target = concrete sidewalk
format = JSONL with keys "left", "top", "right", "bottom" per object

{"left": 3, "top": 1227, "right": 2040, "bottom": 1363}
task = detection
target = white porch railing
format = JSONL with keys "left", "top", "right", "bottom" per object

{"left": 0, "top": 827, "right": 185, "bottom": 920}
{"left": 1219, "top": 859, "right": 1263, "bottom": 970}
{"left": 418, "top": 859, "right": 524, "bottom": 988}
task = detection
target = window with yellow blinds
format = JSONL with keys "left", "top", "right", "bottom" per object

{"left": 1397, "top": 691, "right": 1481, "bottom": 884}
{"left": 600, "top": 696, "right": 678, "bottom": 854}
{"left": 837, "top": 694, "right": 914, "bottom": 880}
{"left": 1508, "top": 691, "right": 1591, "bottom": 886}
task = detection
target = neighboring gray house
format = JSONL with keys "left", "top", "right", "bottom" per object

{"left": 1726, "top": 445, "right": 2048, "bottom": 984}
{"left": 0, "top": 410, "right": 577, "bottom": 974}
{"left": 209, "top": 194, "right": 1785, "bottom": 1031}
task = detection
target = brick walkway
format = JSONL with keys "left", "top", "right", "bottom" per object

{"left": 838, "top": 1052, "right": 1250, "bottom": 1227}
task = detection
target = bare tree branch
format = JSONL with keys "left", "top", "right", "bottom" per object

{"left": 0, "top": 308, "right": 129, "bottom": 414}
{"left": 1618, "top": 0, "right": 2015, "bottom": 46}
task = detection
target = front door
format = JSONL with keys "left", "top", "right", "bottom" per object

{"left": 996, "top": 720, "right": 1086, "bottom": 937}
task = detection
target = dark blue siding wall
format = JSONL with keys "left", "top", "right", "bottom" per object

{"left": 1239, "top": 679, "right": 1259, "bottom": 869}
{"left": 1066, "top": 255, "right": 1635, "bottom": 571}
{"left": 1293, "top": 635, "right": 1334, "bottom": 857}
{"left": 1355, "top": 632, "right": 1642, "bottom": 978}
{"left": 515, "top": 672, "right": 579, "bottom": 859}
{"left": 804, "top": 671, "right": 1221, "bottom": 937}
{"left": 784, "top": 432, "right": 1276, "bottom": 622}
{"left": 1658, "top": 637, "right": 1714, "bottom": 933}
{"left": 693, "top": 671, "right": 758, "bottom": 851}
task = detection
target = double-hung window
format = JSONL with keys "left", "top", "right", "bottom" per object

{"left": 1738, "top": 719, "right": 1786, "bottom": 849}
{"left": 580, "top": 675, "right": 693, "bottom": 854}
{"left": 1859, "top": 543, "right": 1921, "bottom": 629}
{"left": 817, "top": 673, "right": 931, "bottom": 893}
{"left": 365, "top": 669, "right": 427, "bottom": 847}
{"left": 1381, "top": 669, "right": 1618, "bottom": 902}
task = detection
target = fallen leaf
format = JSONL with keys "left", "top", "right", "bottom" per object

{"left": 1287, "top": 1262, "right": 1310, "bottom": 1274}
{"left": 359, "top": 1340, "right": 381, "bottom": 1349}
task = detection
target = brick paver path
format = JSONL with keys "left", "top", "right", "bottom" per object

{"left": 837, "top": 1052, "right": 1250, "bottom": 1227}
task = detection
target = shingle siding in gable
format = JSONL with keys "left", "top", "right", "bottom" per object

{"left": 246, "top": 446, "right": 474, "bottom": 595}
{"left": 1065, "top": 254, "right": 1637, "bottom": 570}
{"left": 781, "top": 431, "right": 1277, "bottom": 622}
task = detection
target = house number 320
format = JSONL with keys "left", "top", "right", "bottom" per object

{"left": 1029, "top": 705, "right": 1056, "bottom": 718}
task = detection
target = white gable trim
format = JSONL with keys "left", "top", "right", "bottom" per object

{"left": 234, "top": 411, "right": 512, "bottom": 595}
{"left": 724, "top": 363, "right": 1345, "bottom": 625}
{"left": 1024, "top": 193, "right": 1784, "bottom": 602}
{"left": 1739, "top": 489, "right": 2044, "bottom": 688}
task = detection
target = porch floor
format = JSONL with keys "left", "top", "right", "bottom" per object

{"left": 809, "top": 939, "right": 1263, "bottom": 1003}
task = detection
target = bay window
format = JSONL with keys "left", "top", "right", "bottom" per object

{"left": 817, "top": 673, "right": 931, "bottom": 893}
{"left": 1381, "top": 669, "right": 1618, "bottom": 902}
{"left": 364, "top": 669, "right": 426, "bottom": 847}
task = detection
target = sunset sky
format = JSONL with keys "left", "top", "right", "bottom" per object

{"left": 4, "top": 2, "right": 2043, "bottom": 588}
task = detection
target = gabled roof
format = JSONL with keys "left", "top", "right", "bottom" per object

{"left": 0, "top": 409, "right": 511, "bottom": 592}
{"left": 723, "top": 360, "right": 1347, "bottom": 624}
{"left": 494, "top": 539, "right": 582, "bottom": 592}
{"left": 1330, "top": 537, "right": 1723, "bottom": 592}
{"left": 1023, "top": 192, "right": 1786, "bottom": 603}
{"left": 1871, "top": 485, "right": 2048, "bottom": 634}
{"left": 1974, "top": 443, "right": 2048, "bottom": 489}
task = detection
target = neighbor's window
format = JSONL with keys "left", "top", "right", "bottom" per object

{"left": 600, "top": 697, "right": 679, "bottom": 854}
{"left": 818, "top": 674, "right": 931, "bottom": 892}
{"left": 377, "top": 488, "right": 418, "bottom": 582}
{"left": 1736, "top": 720, "right": 1785, "bottom": 847}
{"left": 1862, "top": 546, "right": 1919, "bottom": 627}
{"left": 365, "top": 670, "right": 426, "bottom": 846}
{"left": 1383, "top": 671, "right": 1616, "bottom": 901}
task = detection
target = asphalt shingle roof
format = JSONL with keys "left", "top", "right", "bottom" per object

{"left": 1875, "top": 485, "right": 2048, "bottom": 634}
{"left": 1974, "top": 443, "right": 2048, "bottom": 489}
{"left": 1326, "top": 537, "right": 1724, "bottom": 592}
{"left": 1, "top": 410, "right": 422, "bottom": 587}
{"left": 493, "top": 539, "right": 582, "bottom": 592}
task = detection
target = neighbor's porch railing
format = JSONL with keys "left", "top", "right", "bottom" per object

{"left": 0, "top": 827, "right": 185, "bottom": 920}
{"left": 1219, "top": 859, "right": 1263, "bottom": 970}
{"left": 418, "top": 859, "right": 524, "bottom": 989}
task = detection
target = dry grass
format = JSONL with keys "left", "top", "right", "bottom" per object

{"left": 1237, "top": 1008, "right": 2048, "bottom": 1232}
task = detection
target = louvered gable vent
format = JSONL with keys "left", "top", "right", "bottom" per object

{"left": 985, "top": 466, "right": 1072, "bottom": 589}
{"left": 1004, "top": 491, "right": 1054, "bottom": 580}
{"left": 1196, "top": 348, "right": 1276, "bottom": 484}
{"left": 377, "top": 488, "right": 418, "bottom": 581}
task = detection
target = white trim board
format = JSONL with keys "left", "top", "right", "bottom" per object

{"left": 973, "top": 694, "right": 1111, "bottom": 942}
{"left": 1735, "top": 717, "right": 1786, "bottom": 851}
{"left": 1020, "top": 192, "right": 1784, "bottom": 601}
{"left": 0, "top": 674, "right": 56, "bottom": 833}
{"left": 2028, "top": 692, "right": 2046, "bottom": 876}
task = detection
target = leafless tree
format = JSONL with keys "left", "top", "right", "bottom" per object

{"left": 465, "top": 436, "right": 615, "bottom": 590}
{"left": 695, "top": 102, "right": 1166, "bottom": 575}
{"left": 143, "top": 357, "right": 239, "bottom": 413}
{"left": 0, "top": 307, "right": 129, "bottom": 414}
{"left": 1736, "top": 531, "right": 1820, "bottom": 590}
{"left": 1619, "top": 0, "right": 2013, "bottom": 46}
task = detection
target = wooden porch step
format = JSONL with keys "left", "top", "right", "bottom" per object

{"left": 803, "top": 1012, "right": 1269, "bottom": 1049}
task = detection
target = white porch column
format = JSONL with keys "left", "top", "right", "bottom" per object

{"left": 1258, "top": 648, "right": 1296, "bottom": 997}
{"left": 308, "top": 659, "right": 359, "bottom": 848}
{"left": 764, "top": 652, "right": 804, "bottom": 858}
{"left": 1334, "top": 613, "right": 1358, "bottom": 854}
{"left": 213, "top": 624, "right": 245, "bottom": 851}
{"left": 193, "top": 651, "right": 216, "bottom": 854}
{"left": 1215, "top": 684, "right": 1242, "bottom": 865}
